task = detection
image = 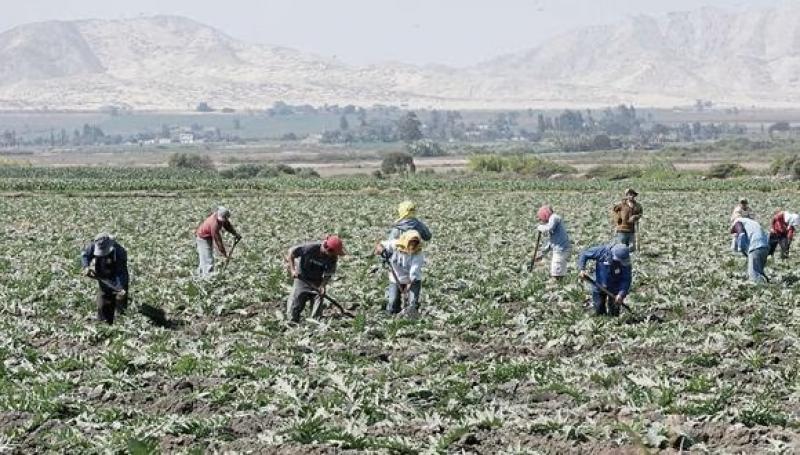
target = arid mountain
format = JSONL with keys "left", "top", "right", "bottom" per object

{"left": 0, "top": 7, "right": 799, "bottom": 110}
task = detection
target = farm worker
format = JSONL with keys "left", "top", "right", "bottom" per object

{"left": 195, "top": 206, "right": 241, "bottom": 277}
{"left": 730, "top": 198, "right": 755, "bottom": 222}
{"left": 768, "top": 211, "right": 800, "bottom": 259}
{"left": 578, "top": 244, "right": 632, "bottom": 317}
{"left": 730, "top": 198, "right": 755, "bottom": 250}
{"left": 388, "top": 200, "right": 432, "bottom": 241}
{"left": 533, "top": 205, "right": 571, "bottom": 281}
{"left": 374, "top": 230, "right": 425, "bottom": 317}
{"left": 731, "top": 218, "right": 770, "bottom": 283}
{"left": 285, "top": 235, "right": 346, "bottom": 323}
{"left": 612, "top": 188, "right": 643, "bottom": 252}
{"left": 81, "top": 233, "right": 129, "bottom": 325}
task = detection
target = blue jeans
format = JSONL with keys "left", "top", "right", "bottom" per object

{"left": 387, "top": 280, "right": 421, "bottom": 315}
{"left": 592, "top": 290, "right": 620, "bottom": 317}
{"left": 615, "top": 232, "right": 636, "bottom": 252}
{"left": 747, "top": 247, "right": 769, "bottom": 283}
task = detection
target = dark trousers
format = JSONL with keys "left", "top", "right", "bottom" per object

{"left": 592, "top": 290, "right": 620, "bottom": 317}
{"left": 97, "top": 289, "right": 128, "bottom": 325}
{"left": 768, "top": 233, "right": 790, "bottom": 259}
{"left": 286, "top": 279, "right": 323, "bottom": 323}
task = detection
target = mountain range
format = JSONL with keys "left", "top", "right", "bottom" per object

{"left": 1, "top": 5, "right": 800, "bottom": 110}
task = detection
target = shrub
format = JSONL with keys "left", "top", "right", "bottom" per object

{"left": 381, "top": 152, "right": 416, "bottom": 175}
{"left": 705, "top": 163, "right": 749, "bottom": 179}
{"left": 770, "top": 155, "right": 800, "bottom": 179}
{"left": 219, "top": 163, "right": 318, "bottom": 179}
{"left": 167, "top": 153, "right": 215, "bottom": 171}
{"left": 467, "top": 154, "right": 575, "bottom": 178}
{"left": 296, "top": 168, "right": 320, "bottom": 178}
{"left": 584, "top": 165, "right": 642, "bottom": 180}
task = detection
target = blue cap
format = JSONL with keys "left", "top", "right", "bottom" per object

{"left": 611, "top": 244, "right": 631, "bottom": 266}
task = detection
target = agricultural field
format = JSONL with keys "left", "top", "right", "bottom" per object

{"left": 1, "top": 172, "right": 800, "bottom": 453}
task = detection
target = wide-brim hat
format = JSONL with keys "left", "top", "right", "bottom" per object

{"left": 93, "top": 233, "right": 115, "bottom": 257}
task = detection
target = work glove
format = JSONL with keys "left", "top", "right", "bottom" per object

{"left": 579, "top": 270, "right": 588, "bottom": 279}
{"left": 615, "top": 294, "right": 625, "bottom": 305}
{"left": 116, "top": 289, "right": 127, "bottom": 298}
{"left": 83, "top": 267, "right": 95, "bottom": 277}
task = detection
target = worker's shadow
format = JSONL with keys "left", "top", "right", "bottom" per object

{"left": 138, "top": 303, "right": 185, "bottom": 329}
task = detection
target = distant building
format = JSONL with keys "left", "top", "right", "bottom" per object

{"left": 157, "top": 138, "right": 171, "bottom": 145}
{"left": 179, "top": 133, "right": 194, "bottom": 145}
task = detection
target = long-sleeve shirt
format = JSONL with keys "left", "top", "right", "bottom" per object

{"left": 289, "top": 242, "right": 338, "bottom": 287}
{"left": 389, "top": 218, "right": 432, "bottom": 241}
{"left": 196, "top": 214, "right": 238, "bottom": 256}
{"left": 81, "top": 242, "right": 129, "bottom": 292}
{"left": 381, "top": 240, "right": 424, "bottom": 284}
{"left": 770, "top": 211, "right": 796, "bottom": 240}
{"left": 578, "top": 245, "right": 632, "bottom": 296}
{"left": 612, "top": 200, "right": 643, "bottom": 233}
{"left": 732, "top": 217, "right": 769, "bottom": 254}
{"left": 536, "top": 214, "right": 571, "bottom": 254}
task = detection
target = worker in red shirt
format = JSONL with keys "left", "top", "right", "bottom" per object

{"left": 196, "top": 206, "right": 241, "bottom": 277}
{"left": 768, "top": 210, "right": 800, "bottom": 259}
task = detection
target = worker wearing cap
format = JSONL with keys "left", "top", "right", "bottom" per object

{"left": 388, "top": 200, "right": 432, "bottom": 241}
{"left": 731, "top": 217, "right": 769, "bottom": 283}
{"left": 81, "top": 233, "right": 129, "bottom": 324}
{"left": 612, "top": 189, "right": 643, "bottom": 252}
{"left": 533, "top": 204, "right": 571, "bottom": 280}
{"left": 768, "top": 210, "right": 800, "bottom": 259}
{"left": 578, "top": 244, "right": 632, "bottom": 317}
{"left": 196, "top": 206, "right": 241, "bottom": 277}
{"left": 285, "top": 235, "right": 346, "bottom": 323}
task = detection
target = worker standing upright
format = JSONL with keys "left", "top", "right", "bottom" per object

{"left": 612, "top": 189, "right": 643, "bottom": 252}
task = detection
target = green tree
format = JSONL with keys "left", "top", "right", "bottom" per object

{"left": 397, "top": 112, "right": 423, "bottom": 142}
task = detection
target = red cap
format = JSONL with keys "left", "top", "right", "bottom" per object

{"left": 323, "top": 235, "right": 346, "bottom": 255}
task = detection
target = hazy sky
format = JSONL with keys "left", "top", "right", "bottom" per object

{"left": 1, "top": 0, "right": 783, "bottom": 66}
